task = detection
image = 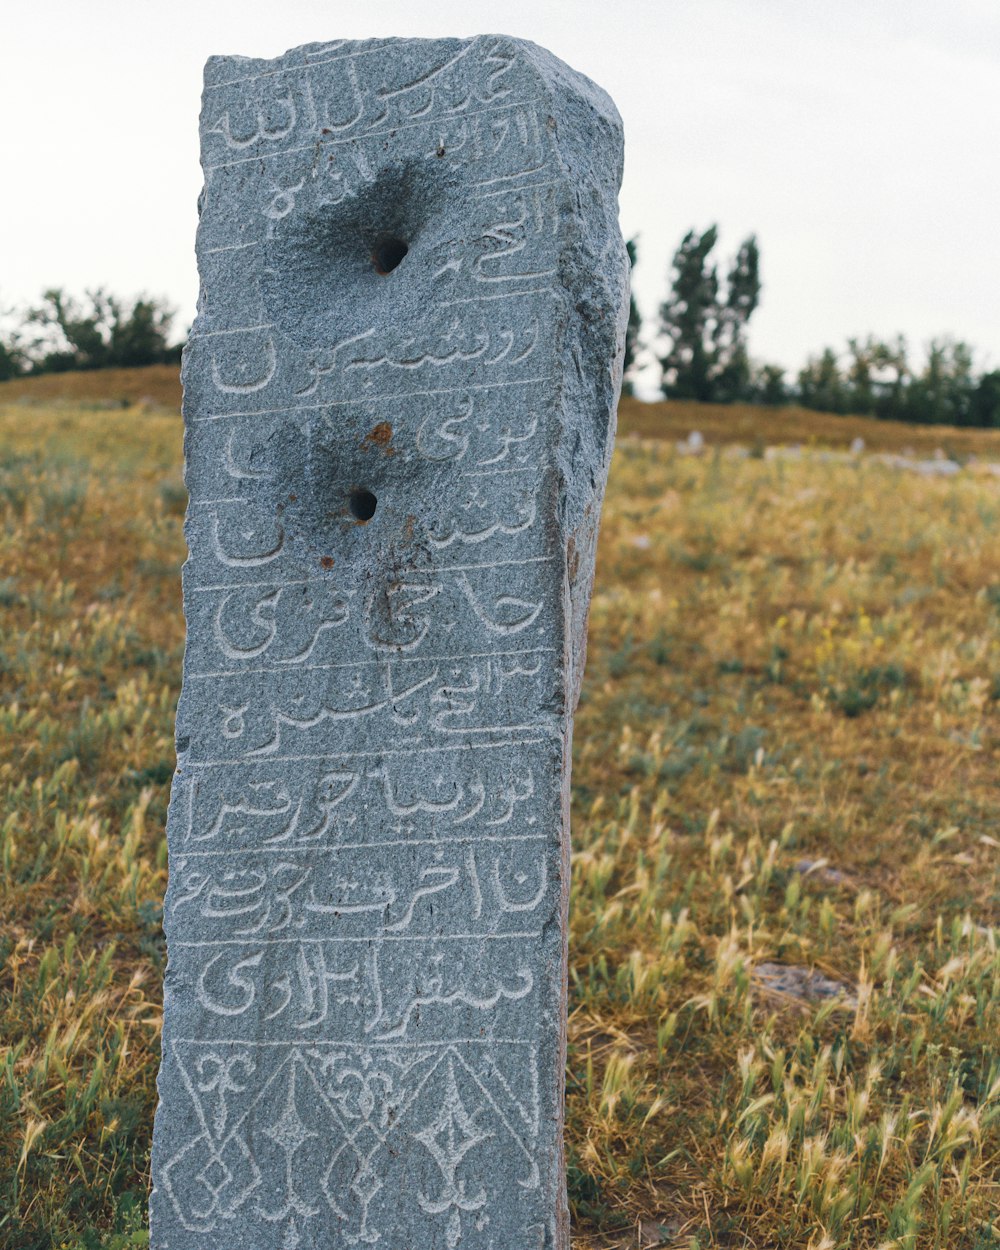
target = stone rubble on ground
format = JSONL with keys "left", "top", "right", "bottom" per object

{"left": 752, "top": 962, "right": 858, "bottom": 1010}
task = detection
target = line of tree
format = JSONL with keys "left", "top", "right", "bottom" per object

{"left": 796, "top": 335, "right": 1000, "bottom": 427}
{"left": 626, "top": 228, "right": 1000, "bottom": 427}
{"left": 0, "top": 288, "right": 182, "bottom": 380}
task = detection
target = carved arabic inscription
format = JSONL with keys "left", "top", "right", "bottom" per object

{"left": 152, "top": 34, "right": 627, "bottom": 1250}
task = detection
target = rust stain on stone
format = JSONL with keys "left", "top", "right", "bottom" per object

{"left": 360, "top": 422, "right": 395, "bottom": 455}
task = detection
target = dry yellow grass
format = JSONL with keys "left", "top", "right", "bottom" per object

{"left": 617, "top": 393, "right": 1000, "bottom": 458}
{"left": 0, "top": 382, "right": 998, "bottom": 1248}
{"left": 0, "top": 366, "right": 182, "bottom": 412}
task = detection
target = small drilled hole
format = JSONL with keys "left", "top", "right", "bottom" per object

{"left": 373, "top": 235, "right": 408, "bottom": 275}
{"left": 349, "top": 488, "right": 377, "bottom": 521}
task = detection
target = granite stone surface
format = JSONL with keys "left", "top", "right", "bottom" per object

{"left": 151, "top": 34, "right": 628, "bottom": 1249}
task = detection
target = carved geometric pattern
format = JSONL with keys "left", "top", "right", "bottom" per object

{"left": 161, "top": 1042, "right": 539, "bottom": 1240}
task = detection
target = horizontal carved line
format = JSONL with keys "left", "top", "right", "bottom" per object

{"left": 173, "top": 930, "right": 543, "bottom": 945}
{"left": 476, "top": 178, "right": 563, "bottom": 199}
{"left": 181, "top": 734, "right": 553, "bottom": 768}
{"left": 177, "top": 832, "right": 548, "bottom": 857}
{"left": 188, "top": 323, "right": 276, "bottom": 340}
{"left": 188, "top": 734, "right": 555, "bottom": 767}
{"left": 202, "top": 98, "right": 544, "bottom": 169}
{"left": 204, "top": 240, "right": 262, "bottom": 253}
{"left": 188, "top": 644, "right": 556, "bottom": 680}
{"left": 435, "top": 288, "right": 555, "bottom": 306}
{"left": 190, "top": 374, "right": 555, "bottom": 422}
{"left": 186, "top": 553, "right": 556, "bottom": 594}
{"left": 181, "top": 730, "right": 555, "bottom": 770}
{"left": 169, "top": 1036, "right": 536, "bottom": 1046}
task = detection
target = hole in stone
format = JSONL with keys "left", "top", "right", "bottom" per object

{"left": 372, "top": 235, "right": 408, "bottom": 275}
{"left": 349, "top": 488, "right": 378, "bottom": 521}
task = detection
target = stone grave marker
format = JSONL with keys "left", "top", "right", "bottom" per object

{"left": 151, "top": 34, "right": 628, "bottom": 1249}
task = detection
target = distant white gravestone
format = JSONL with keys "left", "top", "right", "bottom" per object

{"left": 151, "top": 35, "right": 627, "bottom": 1250}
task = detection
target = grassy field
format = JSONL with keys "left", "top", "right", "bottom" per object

{"left": 0, "top": 371, "right": 998, "bottom": 1248}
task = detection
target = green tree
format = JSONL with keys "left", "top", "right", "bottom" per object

{"left": 845, "top": 335, "right": 878, "bottom": 414}
{"left": 0, "top": 301, "right": 27, "bottom": 381}
{"left": 109, "top": 296, "right": 178, "bottom": 367}
{"left": 843, "top": 335, "right": 910, "bottom": 417}
{"left": 622, "top": 237, "right": 642, "bottom": 397}
{"left": 870, "top": 336, "right": 910, "bottom": 419}
{"left": 905, "top": 338, "right": 975, "bottom": 425}
{"left": 28, "top": 288, "right": 111, "bottom": 371}
{"left": 714, "top": 235, "right": 760, "bottom": 402}
{"left": 658, "top": 226, "right": 760, "bottom": 402}
{"left": 752, "top": 362, "right": 787, "bottom": 406}
{"left": 969, "top": 370, "right": 1000, "bottom": 428}
{"left": 0, "top": 338, "right": 23, "bottom": 382}
{"left": 797, "top": 348, "right": 850, "bottom": 414}
{"left": 27, "top": 288, "right": 177, "bottom": 373}
{"left": 658, "top": 226, "right": 719, "bottom": 401}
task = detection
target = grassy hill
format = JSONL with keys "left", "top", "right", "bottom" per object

{"left": 0, "top": 365, "right": 183, "bottom": 413}
{"left": 0, "top": 373, "right": 998, "bottom": 1248}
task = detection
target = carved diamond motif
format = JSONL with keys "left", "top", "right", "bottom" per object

{"left": 197, "top": 1156, "right": 231, "bottom": 1195}
{"left": 350, "top": 1157, "right": 383, "bottom": 1208}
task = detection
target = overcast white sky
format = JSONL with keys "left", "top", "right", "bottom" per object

{"left": 2, "top": 0, "right": 998, "bottom": 393}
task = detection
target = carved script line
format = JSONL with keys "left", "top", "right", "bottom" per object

{"left": 471, "top": 167, "right": 554, "bottom": 189}
{"left": 202, "top": 40, "right": 421, "bottom": 89}
{"left": 476, "top": 178, "right": 563, "bottom": 200}
{"left": 203, "top": 98, "right": 544, "bottom": 170}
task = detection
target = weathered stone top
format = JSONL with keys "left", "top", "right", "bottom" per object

{"left": 152, "top": 35, "right": 627, "bottom": 1250}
